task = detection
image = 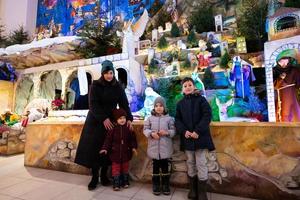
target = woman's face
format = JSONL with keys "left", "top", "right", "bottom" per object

{"left": 103, "top": 70, "right": 114, "bottom": 82}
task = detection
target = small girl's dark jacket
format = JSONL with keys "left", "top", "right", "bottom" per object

{"left": 101, "top": 124, "right": 137, "bottom": 163}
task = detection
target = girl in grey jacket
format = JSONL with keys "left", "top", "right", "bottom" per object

{"left": 143, "top": 97, "right": 175, "bottom": 196}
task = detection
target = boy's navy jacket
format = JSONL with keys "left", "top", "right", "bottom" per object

{"left": 175, "top": 91, "right": 215, "bottom": 151}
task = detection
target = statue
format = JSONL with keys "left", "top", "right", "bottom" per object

{"left": 117, "top": 9, "right": 149, "bottom": 58}
{"left": 273, "top": 55, "right": 300, "bottom": 122}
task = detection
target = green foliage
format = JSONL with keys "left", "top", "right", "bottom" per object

{"left": 236, "top": 0, "right": 268, "bottom": 51}
{"left": 156, "top": 77, "right": 181, "bottom": 116}
{"left": 181, "top": 58, "right": 191, "bottom": 69}
{"left": 76, "top": 20, "right": 121, "bottom": 58}
{"left": 220, "top": 50, "right": 231, "bottom": 69}
{"left": 0, "top": 23, "right": 7, "bottom": 48}
{"left": 187, "top": 29, "right": 198, "bottom": 48}
{"left": 158, "top": 35, "right": 168, "bottom": 50}
{"left": 203, "top": 67, "right": 215, "bottom": 89}
{"left": 148, "top": 58, "right": 159, "bottom": 74}
{"left": 170, "top": 22, "right": 180, "bottom": 37}
{"left": 189, "top": 3, "right": 215, "bottom": 33}
{"left": 7, "top": 26, "right": 29, "bottom": 46}
{"left": 285, "top": 0, "right": 300, "bottom": 8}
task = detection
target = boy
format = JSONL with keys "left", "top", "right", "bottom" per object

{"left": 100, "top": 108, "right": 137, "bottom": 191}
{"left": 175, "top": 77, "right": 215, "bottom": 200}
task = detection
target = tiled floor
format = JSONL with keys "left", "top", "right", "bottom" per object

{"left": 0, "top": 154, "right": 256, "bottom": 200}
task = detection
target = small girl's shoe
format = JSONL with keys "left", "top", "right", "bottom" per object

{"left": 113, "top": 176, "right": 120, "bottom": 191}
{"left": 122, "top": 173, "right": 130, "bottom": 188}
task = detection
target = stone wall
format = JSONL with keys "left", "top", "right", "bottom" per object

{"left": 24, "top": 121, "right": 300, "bottom": 200}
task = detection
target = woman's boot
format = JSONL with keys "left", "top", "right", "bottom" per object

{"left": 100, "top": 165, "right": 110, "bottom": 186}
{"left": 161, "top": 173, "right": 171, "bottom": 195}
{"left": 197, "top": 180, "right": 208, "bottom": 200}
{"left": 88, "top": 167, "right": 99, "bottom": 190}
{"left": 152, "top": 174, "right": 161, "bottom": 195}
{"left": 113, "top": 176, "right": 121, "bottom": 191}
{"left": 187, "top": 176, "right": 197, "bottom": 199}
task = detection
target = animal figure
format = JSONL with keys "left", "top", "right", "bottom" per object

{"left": 215, "top": 98, "right": 258, "bottom": 122}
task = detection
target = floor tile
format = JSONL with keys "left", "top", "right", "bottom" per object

{"left": 132, "top": 184, "right": 173, "bottom": 200}
{"left": 92, "top": 192, "right": 131, "bottom": 200}
{"left": 0, "top": 179, "right": 47, "bottom": 197}
{"left": 101, "top": 182, "right": 143, "bottom": 198}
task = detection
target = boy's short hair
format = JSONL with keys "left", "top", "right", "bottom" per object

{"left": 181, "top": 77, "right": 195, "bottom": 85}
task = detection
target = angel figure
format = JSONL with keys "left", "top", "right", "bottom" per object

{"left": 117, "top": 9, "right": 149, "bottom": 58}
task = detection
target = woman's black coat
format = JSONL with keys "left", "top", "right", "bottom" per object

{"left": 74, "top": 79, "right": 133, "bottom": 168}
{"left": 175, "top": 92, "right": 215, "bottom": 151}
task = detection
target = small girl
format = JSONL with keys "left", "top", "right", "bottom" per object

{"left": 143, "top": 97, "right": 175, "bottom": 195}
{"left": 100, "top": 108, "right": 137, "bottom": 191}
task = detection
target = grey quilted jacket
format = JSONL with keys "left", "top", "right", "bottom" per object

{"left": 143, "top": 114, "right": 175, "bottom": 159}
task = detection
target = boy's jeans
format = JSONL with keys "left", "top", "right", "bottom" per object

{"left": 185, "top": 149, "right": 208, "bottom": 180}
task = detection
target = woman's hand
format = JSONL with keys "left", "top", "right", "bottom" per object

{"left": 132, "top": 148, "right": 138, "bottom": 156}
{"left": 99, "top": 150, "right": 107, "bottom": 154}
{"left": 127, "top": 120, "right": 133, "bottom": 131}
{"left": 103, "top": 118, "right": 114, "bottom": 130}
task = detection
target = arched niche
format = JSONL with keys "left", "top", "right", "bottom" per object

{"left": 65, "top": 70, "right": 92, "bottom": 110}
{"left": 276, "top": 16, "right": 298, "bottom": 32}
{"left": 14, "top": 75, "right": 34, "bottom": 114}
{"left": 39, "top": 70, "right": 62, "bottom": 101}
{"left": 116, "top": 67, "right": 128, "bottom": 89}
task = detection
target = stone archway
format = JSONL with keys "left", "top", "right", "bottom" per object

{"left": 38, "top": 70, "right": 62, "bottom": 101}
{"left": 14, "top": 75, "right": 34, "bottom": 114}
{"left": 65, "top": 70, "right": 92, "bottom": 110}
{"left": 116, "top": 67, "right": 128, "bottom": 89}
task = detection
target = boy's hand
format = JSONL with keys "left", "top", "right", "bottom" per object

{"left": 99, "top": 150, "right": 107, "bottom": 154}
{"left": 159, "top": 130, "right": 169, "bottom": 136}
{"left": 151, "top": 131, "right": 160, "bottom": 140}
{"left": 132, "top": 148, "right": 138, "bottom": 156}
{"left": 191, "top": 132, "right": 199, "bottom": 139}
{"left": 185, "top": 131, "right": 193, "bottom": 139}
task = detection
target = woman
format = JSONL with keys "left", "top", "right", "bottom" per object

{"left": 75, "top": 60, "right": 133, "bottom": 190}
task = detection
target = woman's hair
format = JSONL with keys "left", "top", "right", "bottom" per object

{"left": 98, "top": 75, "right": 118, "bottom": 86}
